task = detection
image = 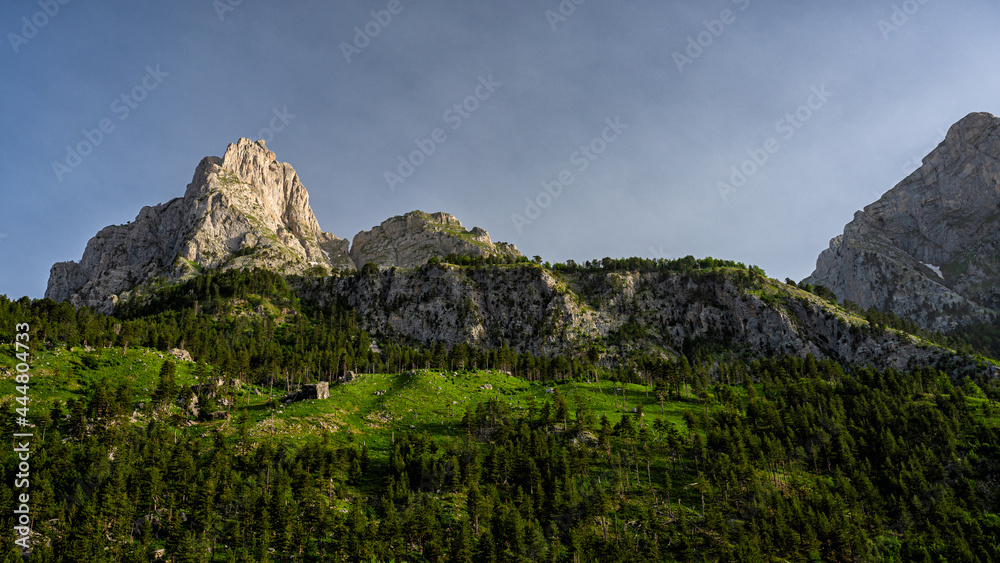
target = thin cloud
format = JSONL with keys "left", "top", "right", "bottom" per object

{"left": 1, "top": 0, "right": 998, "bottom": 298}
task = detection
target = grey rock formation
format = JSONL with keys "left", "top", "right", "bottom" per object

{"left": 805, "top": 112, "right": 1000, "bottom": 331}
{"left": 46, "top": 140, "right": 526, "bottom": 312}
{"left": 46, "top": 139, "right": 354, "bottom": 312}
{"left": 350, "top": 211, "right": 521, "bottom": 269}
{"left": 295, "top": 265, "right": 975, "bottom": 373}
{"left": 169, "top": 348, "right": 193, "bottom": 362}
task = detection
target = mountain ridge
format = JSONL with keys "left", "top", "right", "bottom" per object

{"left": 293, "top": 260, "right": 975, "bottom": 371}
{"left": 805, "top": 111, "right": 1000, "bottom": 331}
{"left": 41, "top": 123, "right": 1000, "bottom": 372}
{"left": 45, "top": 138, "right": 519, "bottom": 312}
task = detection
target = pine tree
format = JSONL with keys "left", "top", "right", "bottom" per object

{"left": 467, "top": 484, "right": 483, "bottom": 534}
{"left": 450, "top": 519, "right": 474, "bottom": 563}
{"left": 378, "top": 496, "right": 404, "bottom": 562}
{"left": 475, "top": 528, "right": 497, "bottom": 563}
{"left": 153, "top": 360, "right": 177, "bottom": 407}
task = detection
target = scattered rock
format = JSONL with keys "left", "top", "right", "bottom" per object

{"left": 132, "top": 512, "right": 164, "bottom": 536}
{"left": 169, "top": 348, "right": 192, "bottom": 362}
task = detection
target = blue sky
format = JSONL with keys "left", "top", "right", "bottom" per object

{"left": 2, "top": 0, "right": 999, "bottom": 299}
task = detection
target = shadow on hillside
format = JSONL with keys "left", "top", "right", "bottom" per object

{"left": 600, "top": 387, "right": 702, "bottom": 410}
{"left": 367, "top": 370, "right": 420, "bottom": 413}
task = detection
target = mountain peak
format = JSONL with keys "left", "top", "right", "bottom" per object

{"left": 945, "top": 111, "right": 999, "bottom": 144}
{"left": 45, "top": 140, "right": 523, "bottom": 312}
{"left": 805, "top": 112, "right": 1000, "bottom": 330}
{"left": 350, "top": 210, "right": 521, "bottom": 269}
{"left": 45, "top": 139, "right": 353, "bottom": 312}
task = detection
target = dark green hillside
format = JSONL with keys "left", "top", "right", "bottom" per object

{"left": 3, "top": 262, "right": 1000, "bottom": 562}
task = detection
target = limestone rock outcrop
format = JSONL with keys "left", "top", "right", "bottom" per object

{"left": 350, "top": 211, "right": 521, "bottom": 269}
{"left": 46, "top": 140, "right": 523, "bottom": 313}
{"left": 805, "top": 112, "right": 1000, "bottom": 331}
{"left": 294, "top": 264, "right": 980, "bottom": 373}
{"left": 46, "top": 138, "right": 354, "bottom": 312}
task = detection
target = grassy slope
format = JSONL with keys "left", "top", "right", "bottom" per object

{"left": 1, "top": 345, "right": 704, "bottom": 521}
{"left": 7, "top": 343, "right": 1000, "bottom": 555}
{"left": 1, "top": 344, "right": 693, "bottom": 460}
{"left": 0, "top": 345, "right": 201, "bottom": 409}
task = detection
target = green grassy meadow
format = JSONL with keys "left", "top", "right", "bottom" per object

{"left": 1, "top": 343, "right": 696, "bottom": 459}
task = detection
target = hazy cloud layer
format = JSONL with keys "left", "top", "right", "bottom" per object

{"left": 2, "top": 0, "right": 998, "bottom": 299}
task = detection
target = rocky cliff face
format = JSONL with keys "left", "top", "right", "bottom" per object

{"left": 46, "top": 139, "right": 353, "bottom": 312}
{"left": 350, "top": 211, "right": 521, "bottom": 269}
{"left": 46, "top": 140, "right": 522, "bottom": 313}
{"left": 46, "top": 138, "right": 984, "bottom": 372}
{"left": 805, "top": 112, "right": 1000, "bottom": 332}
{"left": 296, "top": 265, "right": 971, "bottom": 372}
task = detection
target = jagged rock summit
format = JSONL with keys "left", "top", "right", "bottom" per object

{"left": 351, "top": 211, "right": 521, "bottom": 269}
{"left": 805, "top": 112, "right": 1000, "bottom": 331}
{"left": 46, "top": 139, "right": 520, "bottom": 312}
{"left": 46, "top": 139, "right": 354, "bottom": 312}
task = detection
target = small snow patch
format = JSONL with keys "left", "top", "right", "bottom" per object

{"left": 923, "top": 262, "right": 944, "bottom": 279}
